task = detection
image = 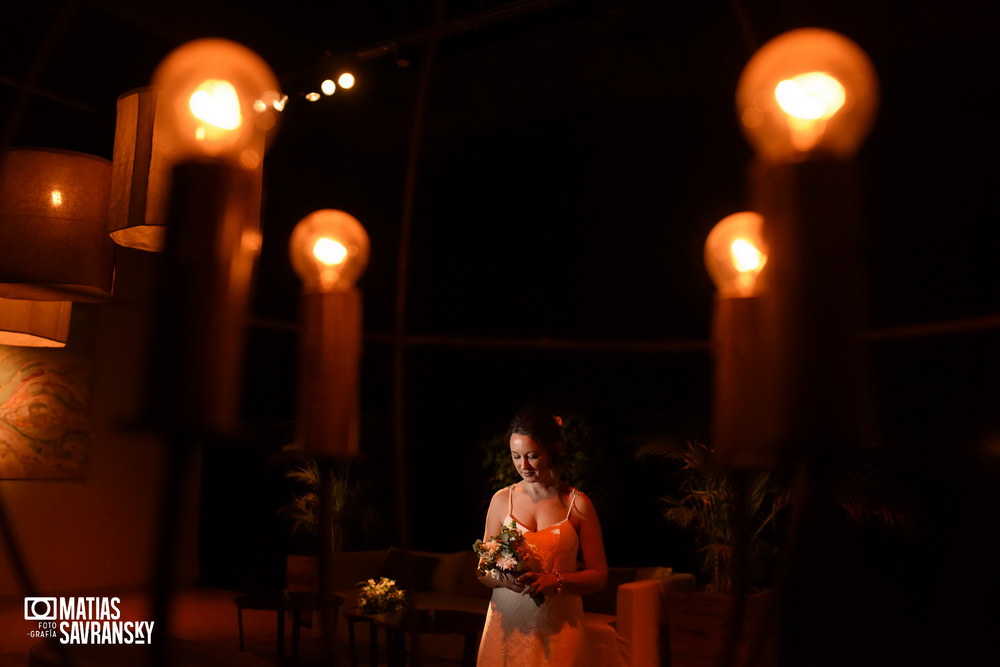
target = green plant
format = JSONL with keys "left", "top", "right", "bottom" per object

{"left": 641, "top": 440, "right": 915, "bottom": 595}
{"left": 643, "top": 441, "right": 784, "bottom": 594}
{"left": 277, "top": 443, "right": 352, "bottom": 546}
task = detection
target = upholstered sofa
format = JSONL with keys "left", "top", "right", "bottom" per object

{"left": 287, "top": 548, "right": 695, "bottom": 667}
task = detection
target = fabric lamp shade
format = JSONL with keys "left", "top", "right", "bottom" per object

{"left": 0, "top": 297, "right": 71, "bottom": 347}
{"left": 0, "top": 148, "right": 114, "bottom": 301}
{"left": 108, "top": 87, "right": 174, "bottom": 252}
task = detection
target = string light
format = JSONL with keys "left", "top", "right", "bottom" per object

{"left": 337, "top": 72, "right": 356, "bottom": 89}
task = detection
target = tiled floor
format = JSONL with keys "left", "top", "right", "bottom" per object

{"left": 0, "top": 587, "right": 447, "bottom": 667}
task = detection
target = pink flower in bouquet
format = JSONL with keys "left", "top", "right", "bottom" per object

{"left": 496, "top": 555, "right": 518, "bottom": 571}
{"left": 473, "top": 520, "right": 545, "bottom": 606}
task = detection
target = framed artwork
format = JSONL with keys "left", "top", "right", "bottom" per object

{"left": 0, "top": 346, "right": 91, "bottom": 479}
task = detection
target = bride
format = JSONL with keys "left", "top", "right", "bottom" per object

{"left": 476, "top": 406, "right": 608, "bottom": 666}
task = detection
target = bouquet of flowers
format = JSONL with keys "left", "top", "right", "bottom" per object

{"left": 356, "top": 576, "right": 407, "bottom": 615}
{"left": 474, "top": 520, "right": 544, "bottom": 605}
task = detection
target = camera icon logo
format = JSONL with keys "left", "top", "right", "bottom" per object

{"left": 24, "top": 597, "right": 57, "bottom": 621}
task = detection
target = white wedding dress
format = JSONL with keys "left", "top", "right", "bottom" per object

{"left": 477, "top": 487, "right": 589, "bottom": 666}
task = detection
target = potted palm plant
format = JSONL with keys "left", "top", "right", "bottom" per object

{"left": 275, "top": 442, "right": 354, "bottom": 591}
{"left": 656, "top": 441, "right": 785, "bottom": 594}
{"left": 644, "top": 440, "right": 914, "bottom": 667}
{"left": 658, "top": 443, "right": 788, "bottom": 667}
{"left": 645, "top": 441, "right": 784, "bottom": 667}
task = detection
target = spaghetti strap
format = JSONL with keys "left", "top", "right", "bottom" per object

{"left": 565, "top": 488, "right": 579, "bottom": 520}
{"left": 507, "top": 484, "right": 516, "bottom": 517}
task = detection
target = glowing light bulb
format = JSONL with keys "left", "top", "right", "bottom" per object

{"left": 189, "top": 80, "right": 242, "bottom": 130}
{"left": 50, "top": 190, "right": 63, "bottom": 208}
{"left": 705, "top": 212, "right": 768, "bottom": 298}
{"left": 775, "top": 72, "right": 846, "bottom": 120}
{"left": 289, "top": 209, "right": 369, "bottom": 292}
{"left": 305, "top": 92, "right": 321, "bottom": 102}
{"left": 152, "top": 38, "right": 282, "bottom": 163}
{"left": 321, "top": 79, "right": 336, "bottom": 96}
{"left": 337, "top": 72, "right": 356, "bottom": 89}
{"left": 736, "top": 28, "right": 878, "bottom": 162}
{"left": 313, "top": 237, "right": 348, "bottom": 265}
{"left": 730, "top": 238, "right": 764, "bottom": 273}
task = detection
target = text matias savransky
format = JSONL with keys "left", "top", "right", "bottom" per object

{"left": 24, "top": 596, "right": 155, "bottom": 645}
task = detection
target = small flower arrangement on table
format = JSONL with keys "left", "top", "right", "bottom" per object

{"left": 356, "top": 576, "right": 407, "bottom": 615}
{"left": 474, "top": 520, "right": 544, "bottom": 605}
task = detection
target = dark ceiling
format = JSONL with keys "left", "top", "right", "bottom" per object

{"left": 4, "top": 0, "right": 998, "bottom": 336}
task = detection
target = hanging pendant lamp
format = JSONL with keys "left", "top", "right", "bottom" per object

{"left": 0, "top": 297, "right": 72, "bottom": 347}
{"left": 0, "top": 147, "right": 114, "bottom": 301}
{"left": 108, "top": 87, "right": 174, "bottom": 252}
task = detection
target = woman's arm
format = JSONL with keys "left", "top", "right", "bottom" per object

{"left": 477, "top": 488, "right": 526, "bottom": 592}
{"left": 517, "top": 492, "right": 608, "bottom": 598}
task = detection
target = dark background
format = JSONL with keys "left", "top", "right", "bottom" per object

{"left": 3, "top": 1, "right": 1000, "bottom": 663}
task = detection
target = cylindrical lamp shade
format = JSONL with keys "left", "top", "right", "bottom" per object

{"left": 0, "top": 148, "right": 114, "bottom": 301}
{"left": 108, "top": 87, "right": 174, "bottom": 252}
{"left": 736, "top": 28, "right": 878, "bottom": 163}
{"left": 0, "top": 297, "right": 72, "bottom": 347}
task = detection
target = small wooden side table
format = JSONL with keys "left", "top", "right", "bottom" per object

{"left": 345, "top": 612, "right": 379, "bottom": 667}
{"left": 234, "top": 590, "right": 344, "bottom": 660}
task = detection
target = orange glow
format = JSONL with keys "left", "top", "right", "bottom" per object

{"left": 238, "top": 149, "right": 261, "bottom": 170}
{"left": 151, "top": 38, "right": 281, "bottom": 163}
{"left": 305, "top": 92, "right": 321, "bottom": 102}
{"left": 775, "top": 72, "right": 845, "bottom": 121}
{"left": 50, "top": 190, "right": 63, "bottom": 208}
{"left": 321, "top": 79, "right": 336, "bottom": 95}
{"left": 730, "top": 238, "right": 764, "bottom": 273}
{"left": 313, "top": 238, "right": 348, "bottom": 266}
{"left": 736, "top": 28, "right": 878, "bottom": 162}
{"left": 289, "top": 209, "right": 369, "bottom": 293}
{"left": 254, "top": 91, "right": 287, "bottom": 112}
{"left": 773, "top": 71, "right": 847, "bottom": 152}
{"left": 337, "top": 72, "right": 356, "bottom": 89}
{"left": 705, "top": 212, "right": 768, "bottom": 298}
{"left": 188, "top": 79, "right": 242, "bottom": 131}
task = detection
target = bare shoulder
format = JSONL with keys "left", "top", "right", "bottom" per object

{"left": 483, "top": 485, "right": 514, "bottom": 538}
{"left": 491, "top": 485, "right": 514, "bottom": 503}
{"left": 570, "top": 489, "right": 599, "bottom": 519}
{"left": 487, "top": 485, "right": 513, "bottom": 514}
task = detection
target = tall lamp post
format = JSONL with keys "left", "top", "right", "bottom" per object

{"left": 142, "top": 39, "right": 281, "bottom": 665}
{"left": 703, "top": 210, "right": 776, "bottom": 667}
{"left": 735, "top": 27, "right": 878, "bottom": 459}
{"left": 735, "top": 28, "right": 879, "bottom": 665}
{"left": 146, "top": 38, "right": 282, "bottom": 435}
{"left": 289, "top": 209, "right": 369, "bottom": 661}
{"left": 704, "top": 211, "right": 769, "bottom": 468}
{"left": 289, "top": 209, "right": 369, "bottom": 459}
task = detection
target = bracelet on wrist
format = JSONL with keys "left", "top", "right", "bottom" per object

{"left": 553, "top": 571, "right": 565, "bottom": 594}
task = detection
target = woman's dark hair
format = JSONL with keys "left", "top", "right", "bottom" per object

{"left": 507, "top": 406, "right": 567, "bottom": 478}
